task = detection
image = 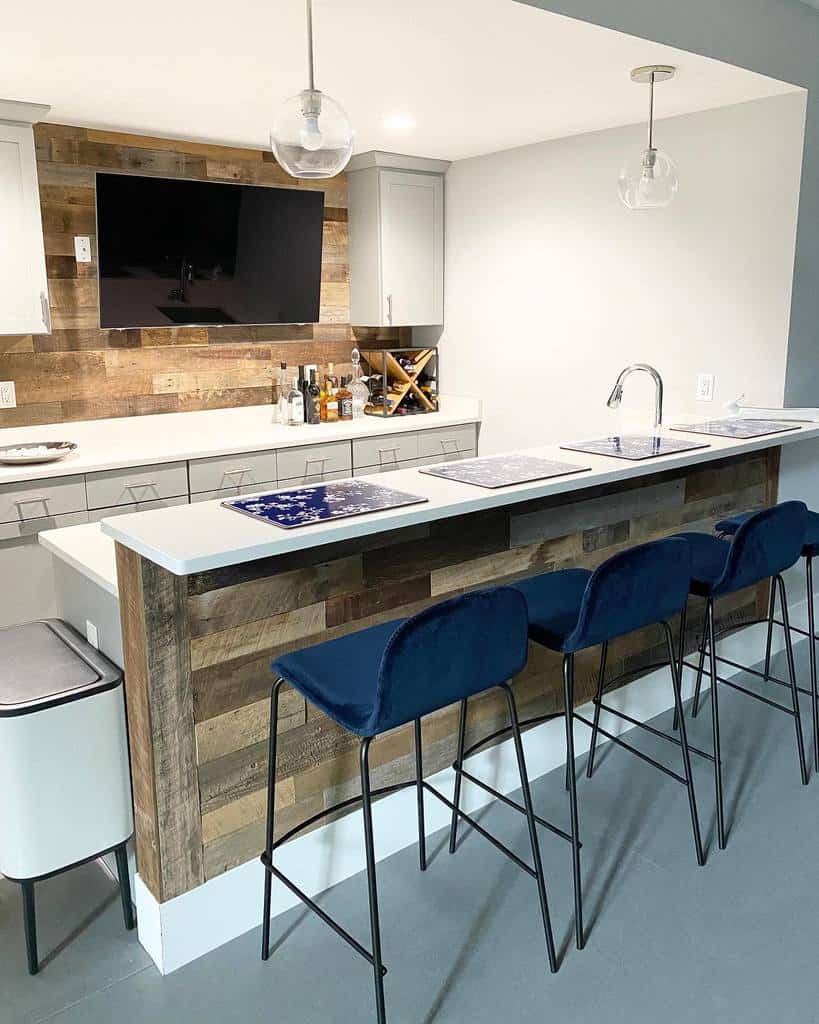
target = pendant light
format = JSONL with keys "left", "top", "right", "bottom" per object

{"left": 270, "top": 0, "right": 354, "bottom": 179}
{"left": 618, "top": 65, "right": 678, "bottom": 210}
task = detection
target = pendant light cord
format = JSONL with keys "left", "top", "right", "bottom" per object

{"left": 306, "top": 0, "right": 315, "bottom": 91}
{"left": 647, "top": 71, "right": 655, "bottom": 150}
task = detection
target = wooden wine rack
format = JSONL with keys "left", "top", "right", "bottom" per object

{"left": 360, "top": 348, "right": 439, "bottom": 417}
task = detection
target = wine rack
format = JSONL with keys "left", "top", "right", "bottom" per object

{"left": 359, "top": 347, "right": 439, "bottom": 417}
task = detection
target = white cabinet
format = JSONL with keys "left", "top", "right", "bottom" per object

{"left": 0, "top": 101, "right": 51, "bottom": 336}
{"left": 348, "top": 152, "right": 448, "bottom": 327}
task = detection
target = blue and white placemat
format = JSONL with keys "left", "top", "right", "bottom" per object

{"left": 669, "top": 419, "right": 802, "bottom": 439}
{"left": 223, "top": 479, "right": 427, "bottom": 530}
{"left": 560, "top": 435, "right": 710, "bottom": 461}
{"left": 420, "top": 454, "right": 590, "bottom": 489}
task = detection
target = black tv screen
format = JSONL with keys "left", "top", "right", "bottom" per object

{"left": 96, "top": 172, "right": 325, "bottom": 329}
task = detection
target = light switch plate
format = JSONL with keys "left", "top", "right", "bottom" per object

{"left": 696, "top": 373, "right": 715, "bottom": 402}
{"left": 74, "top": 235, "right": 92, "bottom": 263}
{"left": 0, "top": 381, "right": 16, "bottom": 408}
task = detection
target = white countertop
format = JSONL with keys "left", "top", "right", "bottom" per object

{"left": 41, "top": 521, "right": 119, "bottom": 597}
{"left": 89, "top": 422, "right": 819, "bottom": 577}
{"left": 0, "top": 395, "right": 481, "bottom": 484}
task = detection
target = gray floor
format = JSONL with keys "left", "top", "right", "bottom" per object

{"left": 5, "top": 644, "right": 819, "bottom": 1024}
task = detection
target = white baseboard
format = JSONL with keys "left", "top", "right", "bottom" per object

{"left": 135, "top": 590, "right": 814, "bottom": 975}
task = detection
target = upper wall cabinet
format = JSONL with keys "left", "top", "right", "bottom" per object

{"left": 0, "top": 100, "right": 51, "bottom": 336}
{"left": 348, "top": 152, "right": 449, "bottom": 328}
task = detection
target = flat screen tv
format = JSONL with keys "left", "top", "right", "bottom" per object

{"left": 96, "top": 172, "right": 325, "bottom": 329}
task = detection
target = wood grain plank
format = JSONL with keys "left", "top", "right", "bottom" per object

{"left": 189, "top": 602, "right": 326, "bottom": 671}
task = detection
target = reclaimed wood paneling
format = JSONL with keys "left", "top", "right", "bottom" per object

{"left": 0, "top": 123, "right": 405, "bottom": 427}
{"left": 116, "top": 450, "right": 779, "bottom": 900}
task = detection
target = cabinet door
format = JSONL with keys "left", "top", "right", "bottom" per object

{"left": 379, "top": 171, "right": 443, "bottom": 326}
{"left": 0, "top": 122, "right": 49, "bottom": 335}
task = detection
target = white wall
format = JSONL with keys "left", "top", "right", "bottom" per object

{"left": 440, "top": 92, "right": 806, "bottom": 454}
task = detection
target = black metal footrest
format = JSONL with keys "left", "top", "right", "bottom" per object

{"left": 590, "top": 701, "right": 715, "bottom": 762}
{"left": 681, "top": 657, "right": 797, "bottom": 715}
{"left": 261, "top": 851, "right": 389, "bottom": 975}
{"left": 573, "top": 712, "right": 689, "bottom": 785}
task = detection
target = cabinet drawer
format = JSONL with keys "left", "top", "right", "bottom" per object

{"left": 86, "top": 462, "right": 188, "bottom": 510}
{"left": 278, "top": 468, "right": 350, "bottom": 488}
{"left": 0, "top": 475, "right": 87, "bottom": 525}
{"left": 276, "top": 441, "right": 351, "bottom": 481}
{"left": 190, "top": 484, "right": 274, "bottom": 504}
{"left": 88, "top": 495, "right": 189, "bottom": 522}
{"left": 0, "top": 509, "right": 89, "bottom": 542}
{"left": 352, "top": 433, "right": 419, "bottom": 469}
{"left": 188, "top": 450, "right": 277, "bottom": 495}
{"left": 353, "top": 455, "right": 435, "bottom": 477}
{"left": 418, "top": 423, "right": 477, "bottom": 460}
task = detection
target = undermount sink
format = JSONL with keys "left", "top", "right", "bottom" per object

{"left": 560, "top": 434, "right": 710, "bottom": 462}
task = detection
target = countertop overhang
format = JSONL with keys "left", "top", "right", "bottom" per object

{"left": 95, "top": 424, "right": 819, "bottom": 577}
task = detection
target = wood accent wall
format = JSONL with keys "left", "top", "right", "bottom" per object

{"left": 115, "top": 449, "right": 778, "bottom": 903}
{"left": 0, "top": 124, "right": 408, "bottom": 428}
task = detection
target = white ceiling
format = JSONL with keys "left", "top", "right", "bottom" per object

{"left": 0, "top": 0, "right": 802, "bottom": 161}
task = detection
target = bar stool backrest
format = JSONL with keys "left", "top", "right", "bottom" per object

{"left": 564, "top": 538, "right": 692, "bottom": 652}
{"left": 712, "top": 500, "right": 808, "bottom": 596}
{"left": 372, "top": 587, "right": 529, "bottom": 734}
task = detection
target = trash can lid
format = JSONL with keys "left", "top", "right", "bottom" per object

{"left": 0, "top": 619, "right": 122, "bottom": 717}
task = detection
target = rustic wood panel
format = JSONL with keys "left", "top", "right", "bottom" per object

{"left": 0, "top": 123, "right": 404, "bottom": 427}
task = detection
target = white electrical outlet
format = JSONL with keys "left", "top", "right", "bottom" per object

{"left": 696, "top": 373, "right": 715, "bottom": 402}
{"left": 74, "top": 235, "right": 92, "bottom": 263}
{"left": 0, "top": 381, "right": 16, "bottom": 409}
{"left": 86, "top": 620, "right": 99, "bottom": 649}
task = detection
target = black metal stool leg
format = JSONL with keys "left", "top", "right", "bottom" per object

{"left": 806, "top": 556, "right": 819, "bottom": 773}
{"left": 360, "top": 738, "right": 387, "bottom": 1024}
{"left": 776, "top": 575, "right": 809, "bottom": 785}
{"left": 763, "top": 580, "right": 776, "bottom": 682}
{"left": 706, "top": 600, "right": 727, "bottom": 849}
{"left": 563, "top": 653, "right": 584, "bottom": 950}
{"left": 115, "top": 842, "right": 135, "bottom": 930}
{"left": 672, "top": 601, "right": 688, "bottom": 732}
{"left": 448, "top": 698, "right": 468, "bottom": 854}
{"left": 586, "top": 642, "right": 608, "bottom": 778}
{"left": 414, "top": 719, "right": 427, "bottom": 871}
{"left": 500, "top": 683, "right": 558, "bottom": 973}
{"left": 21, "top": 880, "right": 37, "bottom": 976}
{"left": 261, "top": 678, "right": 284, "bottom": 961}
{"left": 662, "top": 622, "right": 705, "bottom": 866}
{"left": 691, "top": 605, "right": 709, "bottom": 719}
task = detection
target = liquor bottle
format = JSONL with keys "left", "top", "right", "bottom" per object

{"left": 325, "top": 375, "right": 339, "bottom": 423}
{"left": 319, "top": 378, "right": 329, "bottom": 422}
{"left": 276, "top": 362, "right": 289, "bottom": 425}
{"left": 287, "top": 376, "right": 304, "bottom": 425}
{"left": 337, "top": 376, "right": 353, "bottom": 421}
{"left": 306, "top": 369, "right": 321, "bottom": 425}
{"left": 326, "top": 362, "right": 339, "bottom": 390}
{"left": 349, "top": 348, "right": 369, "bottom": 419}
{"left": 297, "top": 365, "right": 309, "bottom": 423}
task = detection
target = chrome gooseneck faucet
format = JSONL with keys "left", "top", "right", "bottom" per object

{"left": 606, "top": 363, "right": 664, "bottom": 429}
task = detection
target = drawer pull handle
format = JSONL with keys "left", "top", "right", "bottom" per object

{"left": 439, "top": 438, "right": 461, "bottom": 452}
{"left": 224, "top": 467, "right": 253, "bottom": 477}
{"left": 125, "top": 480, "right": 159, "bottom": 491}
{"left": 377, "top": 447, "right": 400, "bottom": 465}
{"left": 304, "top": 456, "right": 328, "bottom": 468}
{"left": 14, "top": 496, "right": 48, "bottom": 506}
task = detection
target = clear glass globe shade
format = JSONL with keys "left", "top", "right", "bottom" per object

{"left": 271, "top": 89, "right": 354, "bottom": 179}
{"left": 618, "top": 147, "right": 678, "bottom": 209}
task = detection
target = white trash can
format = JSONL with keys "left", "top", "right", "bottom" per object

{"left": 0, "top": 619, "right": 135, "bottom": 974}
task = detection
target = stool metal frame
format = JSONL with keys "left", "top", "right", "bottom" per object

{"left": 450, "top": 620, "right": 706, "bottom": 951}
{"left": 261, "top": 675, "right": 562, "bottom": 1024}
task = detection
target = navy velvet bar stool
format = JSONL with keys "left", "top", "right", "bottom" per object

{"left": 261, "top": 587, "right": 558, "bottom": 1024}
{"left": 499, "top": 538, "right": 704, "bottom": 951}
{"left": 670, "top": 501, "right": 809, "bottom": 851}
{"left": 713, "top": 503, "right": 819, "bottom": 772}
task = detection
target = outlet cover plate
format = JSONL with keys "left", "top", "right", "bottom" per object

{"left": 696, "top": 373, "right": 715, "bottom": 402}
{"left": 74, "top": 235, "right": 92, "bottom": 263}
{"left": 0, "top": 382, "right": 16, "bottom": 409}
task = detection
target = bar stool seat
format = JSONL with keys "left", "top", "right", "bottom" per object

{"left": 514, "top": 569, "right": 591, "bottom": 649}
{"left": 274, "top": 618, "right": 406, "bottom": 735}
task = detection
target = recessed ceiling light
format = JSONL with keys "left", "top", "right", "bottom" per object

{"left": 382, "top": 113, "right": 416, "bottom": 134}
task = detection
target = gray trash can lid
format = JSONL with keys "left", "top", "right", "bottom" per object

{"left": 0, "top": 619, "right": 122, "bottom": 717}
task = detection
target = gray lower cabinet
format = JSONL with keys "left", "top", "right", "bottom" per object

{"left": 188, "top": 450, "right": 278, "bottom": 495}
{"left": 276, "top": 440, "right": 351, "bottom": 481}
{"left": 85, "top": 461, "right": 189, "bottom": 510}
{"left": 87, "top": 495, "right": 189, "bottom": 523}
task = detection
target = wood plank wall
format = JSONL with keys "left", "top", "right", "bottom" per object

{"left": 116, "top": 449, "right": 778, "bottom": 902}
{"left": 0, "top": 124, "right": 408, "bottom": 428}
